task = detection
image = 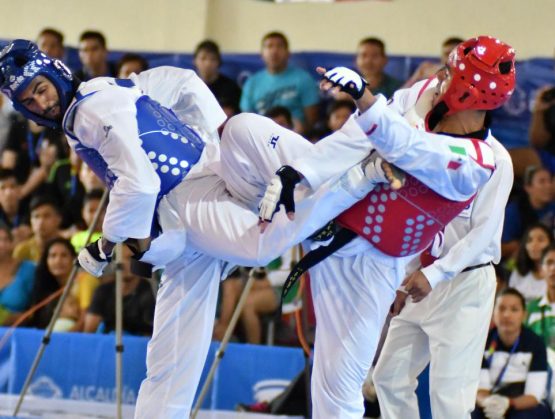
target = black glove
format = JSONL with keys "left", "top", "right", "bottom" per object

{"left": 258, "top": 165, "right": 302, "bottom": 222}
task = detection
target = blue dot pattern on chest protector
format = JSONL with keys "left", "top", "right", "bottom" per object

{"left": 135, "top": 95, "right": 205, "bottom": 197}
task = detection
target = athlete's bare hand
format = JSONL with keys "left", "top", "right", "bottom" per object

{"left": 402, "top": 270, "right": 432, "bottom": 303}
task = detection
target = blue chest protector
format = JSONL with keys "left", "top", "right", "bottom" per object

{"left": 63, "top": 79, "right": 205, "bottom": 200}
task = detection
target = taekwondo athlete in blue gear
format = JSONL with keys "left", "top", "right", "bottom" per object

{"left": 0, "top": 39, "right": 386, "bottom": 418}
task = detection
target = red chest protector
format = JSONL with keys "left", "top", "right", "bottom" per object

{"left": 336, "top": 173, "right": 475, "bottom": 257}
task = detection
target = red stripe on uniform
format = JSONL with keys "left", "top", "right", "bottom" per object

{"left": 448, "top": 161, "right": 462, "bottom": 170}
{"left": 365, "top": 123, "right": 378, "bottom": 136}
{"left": 471, "top": 139, "right": 483, "bottom": 165}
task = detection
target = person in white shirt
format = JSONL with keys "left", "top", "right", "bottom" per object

{"left": 257, "top": 36, "right": 516, "bottom": 418}
{"left": 509, "top": 223, "right": 553, "bottom": 302}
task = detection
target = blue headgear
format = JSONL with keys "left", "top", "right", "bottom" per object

{"left": 0, "top": 39, "right": 75, "bottom": 128}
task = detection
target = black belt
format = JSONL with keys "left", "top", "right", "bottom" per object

{"left": 461, "top": 261, "right": 492, "bottom": 273}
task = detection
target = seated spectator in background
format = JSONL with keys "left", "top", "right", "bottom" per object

{"left": 326, "top": 99, "right": 356, "bottom": 133}
{"left": 0, "top": 223, "right": 35, "bottom": 326}
{"left": 502, "top": 166, "right": 555, "bottom": 258}
{"left": 79, "top": 161, "right": 105, "bottom": 193}
{"left": 214, "top": 268, "right": 244, "bottom": 341}
{"left": 530, "top": 85, "right": 555, "bottom": 174}
{"left": 527, "top": 244, "right": 555, "bottom": 351}
{"left": 355, "top": 37, "right": 402, "bottom": 99}
{"left": 36, "top": 27, "right": 65, "bottom": 60}
{"left": 403, "top": 37, "right": 463, "bottom": 88}
{"left": 75, "top": 30, "right": 117, "bottom": 81}
{"left": 84, "top": 246, "right": 155, "bottom": 335}
{"left": 214, "top": 268, "right": 278, "bottom": 345}
{"left": 2, "top": 116, "right": 68, "bottom": 200}
{"left": 242, "top": 267, "right": 279, "bottom": 344}
{"left": 13, "top": 195, "right": 62, "bottom": 262}
{"left": 473, "top": 288, "right": 551, "bottom": 419}
{"left": 265, "top": 106, "right": 294, "bottom": 129}
{"left": 194, "top": 40, "right": 241, "bottom": 114}
{"left": 71, "top": 189, "right": 105, "bottom": 252}
{"left": 116, "top": 53, "right": 149, "bottom": 78}
{"left": 240, "top": 31, "right": 320, "bottom": 133}
{"left": 509, "top": 224, "right": 553, "bottom": 302}
{"left": 30, "top": 238, "right": 98, "bottom": 330}
{"left": 0, "top": 94, "right": 15, "bottom": 154}
{"left": 0, "top": 169, "right": 31, "bottom": 244}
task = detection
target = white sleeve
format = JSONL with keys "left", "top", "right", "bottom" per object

{"left": 72, "top": 90, "right": 160, "bottom": 243}
{"left": 134, "top": 67, "right": 226, "bottom": 141}
{"left": 354, "top": 95, "right": 494, "bottom": 201}
{"left": 291, "top": 115, "right": 373, "bottom": 190}
{"left": 420, "top": 146, "right": 513, "bottom": 288}
{"left": 524, "top": 371, "right": 548, "bottom": 402}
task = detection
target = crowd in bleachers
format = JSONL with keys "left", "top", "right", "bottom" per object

{"left": 2, "top": 26, "right": 555, "bottom": 417}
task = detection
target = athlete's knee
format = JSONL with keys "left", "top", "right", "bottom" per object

{"left": 221, "top": 113, "right": 259, "bottom": 146}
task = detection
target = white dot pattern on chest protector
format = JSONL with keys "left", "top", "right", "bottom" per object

{"left": 360, "top": 184, "right": 438, "bottom": 256}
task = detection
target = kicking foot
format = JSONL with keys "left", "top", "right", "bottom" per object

{"left": 363, "top": 152, "right": 406, "bottom": 190}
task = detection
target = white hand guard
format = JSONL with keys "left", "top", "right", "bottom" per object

{"left": 259, "top": 176, "right": 283, "bottom": 223}
{"left": 323, "top": 66, "right": 368, "bottom": 99}
{"left": 78, "top": 239, "right": 112, "bottom": 277}
{"left": 258, "top": 165, "right": 301, "bottom": 223}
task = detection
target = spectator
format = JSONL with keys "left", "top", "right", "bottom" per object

{"left": 214, "top": 268, "right": 278, "bottom": 344}
{"left": 75, "top": 30, "right": 117, "bottom": 81}
{"left": 509, "top": 224, "right": 554, "bottom": 302}
{"left": 79, "top": 161, "right": 105, "bottom": 193}
{"left": 403, "top": 36, "right": 463, "bottom": 88}
{"left": 13, "top": 195, "right": 62, "bottom": 262}
{"left": 116, "top": 53, "right": 149, "bottom": 78}
{"left": 36, "top": 27, "right": 64, "bottom": 60}
{"left": 70, "top": 189, "right": 105, "bottom": 252}
{"left": 193, "top": 40, "right": 241, "bottom": 114}
{"left": 0, "top": 169, "right": 31, "bottom": 244}
{"left": 527, "top": 244, "right": 555, "bottom": 350}
{"left": 326, "top": 99, "right": 356, "bottom": 132}
{"left": 0, "top": 94, "right": 15, "bottom": 154}
{"left": 2, "top": 116, "right": 68, "bottom": 199}
{"left": 240, "top": 31, "right": 320, "bottom": 132}
{"left": 84, "top": 246, "right": 155, "bottom": 335}
{"left": 0, "top": 223, "right": 35, "bottom": 326}
{"left": 530, "top": 84, "right": 555, "bottom": 175}
{"left": 502, "top": 166, "right": 555, "bottom": 258}
{"left": 30, "top": 238, "right": 98, "bottom": 330}
{"left": 473, "top": 288, "right": 550, "bottom": 419}
{"left": 355, "top": 37, "right": 402, "bottom": 99}
{"left": 265, "top": 106, "right": 294, "bottom": 129}
{"left": 240, "top": 267, "right": 278, "bottom": 344}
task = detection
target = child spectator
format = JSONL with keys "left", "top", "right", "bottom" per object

{"left": 473, "top": 288, "right": 550, "bottom": 419}
{"left": 509, "top": 224, "right": 554, "bottom": 302}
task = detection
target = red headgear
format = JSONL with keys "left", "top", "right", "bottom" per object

{"left": 440, "top": 36, "right": 516, "bottom": 115}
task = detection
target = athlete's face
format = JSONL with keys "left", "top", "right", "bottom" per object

{"left": 542, "top": 250, "right": 555, "bottom": 289}
{"left": 17, "top": 75, "right": 61, "bottom": 119}
{"left": 493, "top": 294, "right": 525, "bottom": 337}
{"left": 432, "top": 66, "right": 453, "bottom": 107}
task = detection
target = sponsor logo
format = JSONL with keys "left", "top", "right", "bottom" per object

{"left": 28, "top": 375, "right": 63, "bottom": 399}
{"left": 268, "top": 135, "right": 280, "bottom": 149}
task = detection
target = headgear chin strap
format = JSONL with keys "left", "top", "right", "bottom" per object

{"left": 0, "top": 39, "right": 76, "bottom": 128}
